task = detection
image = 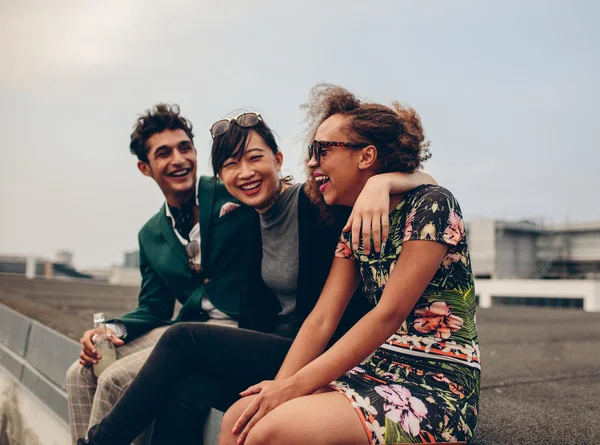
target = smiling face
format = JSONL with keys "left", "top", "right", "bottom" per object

{"left": 138, "top": 129, "right": 197, "bottom": 206}
{"left": 218, "top": 130, "right": 283, "bottom": 212}
{"left": 306, "top": 114, "right": 377, "bottom": 207}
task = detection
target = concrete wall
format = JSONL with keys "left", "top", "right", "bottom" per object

{"left": 108, "top": 267, "right": 141, "bottom": 286}
{"left": 495, "top": 231, "right": 537, "bottom": 279}
{"left": 567, "top": 231, "right": 600, "bottom": 262}
{"left": 0, "top": 368, "right": 69, "bottom": 445}
{"left": 475, "top": 278, "right": 600, "bottom": 312}
{"left": 0, "top": 303, "right": 77, "bottom": 444}
{"left": 466, "top": 219, "right": 497, "bottom": 277}
{"left": 0, "top": 301, "right": 223, "bottom": 445}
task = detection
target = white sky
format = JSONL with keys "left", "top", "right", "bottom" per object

{"left": 1, "top": 0, "right": 598, "bottom": 269}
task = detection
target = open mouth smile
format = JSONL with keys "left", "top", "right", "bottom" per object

{"left": 168, "top": 168, "right": 192, "bottom": 178}
{"left": 315, "top": 175, "right": 330, "bottom": 193}
{"left": 239, "top": 180, "right": 262, "bottom": 195}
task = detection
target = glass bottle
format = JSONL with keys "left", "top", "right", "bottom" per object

{"left": 92, "top": 312, "right": 117, "bottom": 377}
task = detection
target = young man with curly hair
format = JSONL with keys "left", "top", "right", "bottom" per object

{"left": 65, "top": 104, "right": 269, "bottom": 445}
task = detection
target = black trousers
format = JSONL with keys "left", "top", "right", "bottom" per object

{"left": 83, "top": 323, "right": 293, "bottom": 445}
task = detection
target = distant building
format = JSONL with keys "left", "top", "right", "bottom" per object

{"left": 54, "top": 250, "right": 74, "bottom": 266}
{"left": 467, "top": 219, "right": 600, "bottom": 280}
{"left": 83, "top": 250, "right": 141, "bottom": 286}
{"left": 0, "top": 254, "right": 94, "bottom": 280}
{"left": 123, "top": 250, "right": 140, "bottom": 268}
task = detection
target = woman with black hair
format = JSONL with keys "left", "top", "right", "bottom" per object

{"left": 79, "top": 110, "right": 435, "bottom": 445}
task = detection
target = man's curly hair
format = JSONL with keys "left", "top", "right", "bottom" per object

{"left": 130, "top": 103, "right": 194, "bottom": 162}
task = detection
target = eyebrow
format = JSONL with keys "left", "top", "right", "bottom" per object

{"left": 152, "top": 140, "right": 192, "bottom": 157}
{"left": 245, "top": 148, "right": 264, "bottom": 155}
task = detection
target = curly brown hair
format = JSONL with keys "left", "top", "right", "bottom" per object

{"left": 130, "top": 103, "right": 194, "bottom": 162}
{"left": 302, "top": 84, "right": 431, "bottom": 218}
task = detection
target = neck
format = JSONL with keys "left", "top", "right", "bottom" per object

{"left": 166, "top": 188, "right": 195, "bottom": 208}
{"left": 343, "top": 175, "right": 373, "bottom": 208}
{"left": 256, "top": 181, "right": 287, "bottom": 214}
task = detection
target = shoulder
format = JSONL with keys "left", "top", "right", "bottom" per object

{"left": 404, "top": 184, "right": 462, "bottom": 215}
{"left": 296, "top": 183, "right": 311, "bottom": 214}
{"left": 198, "top": 175, "right": 224, "bottom": 194}
{"left": 298, "top": 182, "right": 348, "bottom": 230}
{"left": 199, "top": 175, "right": 243, "bottom": 204}
{"left": 139, "top": 205, "right": 166, "bottom": 238}
{"left": 401, "top": 185, "right": 465, "bottom": 246}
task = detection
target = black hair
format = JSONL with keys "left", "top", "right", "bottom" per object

{"left": 130, "top": 104, "right": 194, "bottom": 163}
{"left": 211, "top": 119, "right": 279, "bottom": 176}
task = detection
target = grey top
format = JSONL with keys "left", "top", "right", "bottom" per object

{"left": 260, "top": 182, "right": 302, "bottom": 317}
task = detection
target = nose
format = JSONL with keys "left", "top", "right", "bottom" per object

{"left": 171, "top": 148, "right": 186, "bottom": 165}
{"left": 238, "top": 160, "right": 255, "bottom": 179}
{"left": 306, "top": 153, "right": 318, "bottom": 168}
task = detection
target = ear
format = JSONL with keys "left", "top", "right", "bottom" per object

{"left": 137, "top": 160, "right": 153, "bottom": 178}
{"left": 357, "top": 145, "right": 378, "bottom": 171}
{"left": 275, "top": 151, "right": 284, "bottom": 170}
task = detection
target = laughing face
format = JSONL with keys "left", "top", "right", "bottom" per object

{"left": 138, "top": 129, "right": 198, "bottom": 205}
{"left": 218, "top": 130, "right": 283, "bottom": 212}
{"left": 306, "top": 114, "right": 376, "bottom": 207}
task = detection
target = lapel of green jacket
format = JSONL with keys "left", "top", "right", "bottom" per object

{"left": 198, "top": 177, "right": 216, "bottom": 257}
{"left": 157, "top": 203, "right": 189, "bottom": 269}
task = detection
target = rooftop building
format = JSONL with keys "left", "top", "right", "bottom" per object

{"left": 466, "top": 219, "right": 600, "bottom": 280}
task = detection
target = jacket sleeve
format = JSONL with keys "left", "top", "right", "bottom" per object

{"left": 106, "top": 234, "right": 175, "bottom": 341}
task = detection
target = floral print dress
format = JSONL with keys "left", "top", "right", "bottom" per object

{"left": 330, "top": 185, "right": 480, "bottom": 444}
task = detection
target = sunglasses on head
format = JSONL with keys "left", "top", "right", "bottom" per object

{"left": 186, "top": 240, "right": 202, "bottom": 273}
{"left": 209, "top": 112, "right": 262, "bottom": 139}
{"left": 307, "top": 140, "right": 371, "bottom": 163}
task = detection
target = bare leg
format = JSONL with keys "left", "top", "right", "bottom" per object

{"left": 221, "top": 391, "right": 368, "bottom": 445}
{"left": 219, "top": 395, "right": 258, "bottom": 445}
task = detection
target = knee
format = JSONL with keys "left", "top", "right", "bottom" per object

{"left": 245, "top": 422, "right": 281, "bottom": 445}
{"left": 159, "top": 322, "right": 197, "bottom": 348}
{"left": 96, "top": 364, "right": 129, "bottom": 395}
{"left": 66, "top": 359, "right": 92, "bottom": 386}
{"left": 220, "top": 403, "right": 248, "bottom": 445}
{"left": 220, "top": 408, "right": 238, "bottom": 436}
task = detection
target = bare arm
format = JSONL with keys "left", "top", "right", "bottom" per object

{"left": 345, "top": 171, "right": 437, "bottom": 253}
{"left": 291, "top": 240, "right": 447, "bottom": 393}
{"left": 233, "top": 240, "right": 448, "bottom": 442}
{"left": 274, "top": 258, "right": 360, "bottom": 380}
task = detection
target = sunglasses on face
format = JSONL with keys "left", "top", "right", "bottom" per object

{"left": 307, "top": 140, "right": 371, "bottom": 163}
{"left": 209, "top": 112, "right": 262, "bottom": 139}
{"left": 186, "top": 240, "right": 202, "bottom": 273}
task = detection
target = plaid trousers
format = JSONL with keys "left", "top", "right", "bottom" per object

{"left": 66, "top": 326, "right": 169, "bottom": 445}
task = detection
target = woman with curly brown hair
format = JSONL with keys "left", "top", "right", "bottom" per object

{"left": 220, "top": 85, "right": 480, "bottom": 445}
{"left": 77, "top": 100, "right": 437, "bottom": 445}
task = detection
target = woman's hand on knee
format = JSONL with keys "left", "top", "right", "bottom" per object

{"left": 233, "top": 379, "right": 306, "bottom": 445}
{"left": 220, "top": 396, "right": 256, "bottom": 445}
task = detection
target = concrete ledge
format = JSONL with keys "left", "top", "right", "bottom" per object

{"left": 0, "top": 338, "right": 70, "bottom": 424}
{"left": 21, "top": 365, "right": 69, "bottom": 423}
{"left": 203, "top": 409, "right": 223, "bottom": 445}
{"left": 0, "top": 302, "right": 77, "bottom": 425}
{"left": 0, "top": 342, "right": 25, "bottom": 381}
{"left": 0, "top": 303, "right": 32, "bottom": 357}
{"left": 25, "top": 322, "right": 80, "bottom": 391}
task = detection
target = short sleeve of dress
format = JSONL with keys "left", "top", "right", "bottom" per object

{"left": 335, "top": 232, "right": 355, "bottom": 260}
{"left": 403, "top": 186, "right": 465, "bottom": 247}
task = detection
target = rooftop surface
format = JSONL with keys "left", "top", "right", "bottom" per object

{"left": 0, "top": 274, "right": 598, "bottom": 444}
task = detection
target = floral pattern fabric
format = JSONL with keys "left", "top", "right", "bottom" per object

{"left": 331, "top": 185, "right": 480, "bottom": 444}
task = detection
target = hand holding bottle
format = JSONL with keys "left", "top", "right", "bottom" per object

{"left": 79, "top": 316, "right": 124, "bottom": 366}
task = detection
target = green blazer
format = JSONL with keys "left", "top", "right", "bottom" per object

{"left": 109, "top": 176, "right": 263, "bottom": 341}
